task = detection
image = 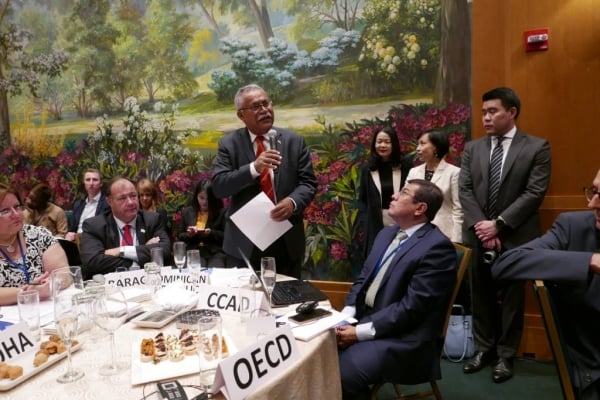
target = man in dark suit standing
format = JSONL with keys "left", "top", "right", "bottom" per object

{"left": 80, "top": 176, "right": 171, "bottom": 280}
{"left": 492, "top": 168, "right": 600, "bottom": 400}
{"left": 337, "top": 179, "right": 457, "bottom": 399}
{"left": 211, "top": 84, "right": 316, "bottom": 278}
{"left": 65, "top": 168, "right": 109, "bottom": 242}
{"left": 459, "top": 87, "right": 551, "bottom": 382}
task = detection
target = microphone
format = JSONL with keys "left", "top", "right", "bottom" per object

{"left": 267, "top": 129, "right": 278, "bottom": 152}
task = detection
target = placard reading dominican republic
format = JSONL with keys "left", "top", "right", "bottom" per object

{"left": 212, "top": 325, "right": 300, "bottom": 399}
{"left": 0, "top": 322, "right": 36, "bottom": 362}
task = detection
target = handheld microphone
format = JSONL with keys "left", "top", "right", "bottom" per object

{"left": 267, "top": 129, "right": 278, "bottom": 151}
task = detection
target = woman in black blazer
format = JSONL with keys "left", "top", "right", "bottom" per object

{"left": 177, "top": 179, "right": 226, "bottom": 268}
{"left": 358, "top": 126, "right": 413, "bottom": 259}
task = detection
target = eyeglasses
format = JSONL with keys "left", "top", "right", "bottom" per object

{"left": 583, "top": 186, "right": 600, "bottom": 202}
{"left": 238, "top": 100, "right": 273, "bottom": 113}
{"left": 0, "top": 204, "right": 25, "bottom": 217}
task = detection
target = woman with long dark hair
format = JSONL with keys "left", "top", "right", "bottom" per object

{"left": 358, "top": 126, "right": 413, "bottom": 258}
{"left": 177, "top": 179, "right": 226, "bottom": 268}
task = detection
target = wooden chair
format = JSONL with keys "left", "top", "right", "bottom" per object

{"left": 370, "top": 243, "right": 472, "bottom": 400}
{"left": 533, "top": 280, "right": 576, "bottom": 400}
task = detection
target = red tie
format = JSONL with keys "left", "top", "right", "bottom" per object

{"left": 256, "top": 136, "right": 275, "bottom": 203}
{"left": 121, "top": 224, "right": 133, "bottom": 246}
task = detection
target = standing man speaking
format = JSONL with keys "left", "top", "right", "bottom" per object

{"left": 212, "top": 84, "right": 316, "bottom": 278}
{"left": 459, "top": 87, "right": 551, "bottom": 383}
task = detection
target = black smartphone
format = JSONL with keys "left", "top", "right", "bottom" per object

{"left": 288, "top": 308, "right": 332, "bottom": 325}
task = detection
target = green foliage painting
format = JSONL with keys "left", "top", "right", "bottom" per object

{"left": 0, "top": 0, "right": 471, "bottom": 281}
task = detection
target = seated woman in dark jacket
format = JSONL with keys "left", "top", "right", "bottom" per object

{"left": 177, "top": 179, "right": 226, "bottom": 268}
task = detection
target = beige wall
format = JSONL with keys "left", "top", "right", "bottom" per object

{"left": 471, "top": 0, "right": 600, "bottom": 360}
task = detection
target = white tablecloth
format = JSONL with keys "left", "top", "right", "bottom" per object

{"left": 1, "top": 273, "right": 342, "bottom": 399}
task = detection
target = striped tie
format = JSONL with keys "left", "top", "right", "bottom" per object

{"left": 365, "top": 229, "right": 408, "bottom": 307}
{"left": 488, "top": 136, "right": 505, "bottom": 218}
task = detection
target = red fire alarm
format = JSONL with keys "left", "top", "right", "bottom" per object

{"left": 524, "top": 28, "right": 549, "bottom": 52}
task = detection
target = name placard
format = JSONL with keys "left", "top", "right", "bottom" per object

{"left": 212, "top": 325, "right": 300, "bottom": 399}
{"left": 104, "top": 268, "right": 210, "bottom": 292}
{"left": 196, "top": 284, "right": 268, "bottom": 316}
{"left": 0, "top": 322, "right": 37, "bottom": 362}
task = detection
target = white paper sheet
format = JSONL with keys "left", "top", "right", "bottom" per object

{"left": 229, "top": 192, "right": 293, "bottom": 251}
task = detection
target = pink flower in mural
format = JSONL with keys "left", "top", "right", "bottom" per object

{"left": 330, "top": 241, "right": 348, "bottom": 261}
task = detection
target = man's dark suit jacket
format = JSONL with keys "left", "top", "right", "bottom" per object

{"left": 211, "top": 126, "right": 316, "bottom": 265}
{"left": 358, "top": 157, "right": 413, "bottom": 259}
{"left": 68, "top": 194, "right": 110, "bottom": 233}
{"left": 493, "top": 211, "right": 600, "bottom": 399}
{"left": 459, "top": 129, "right": 551, "bottom": 248}
{"left": 342, "top": 223, "right": 457, "bottom": 384}
{"left": 80, "top": 211, "right": 171, "bottom": 279}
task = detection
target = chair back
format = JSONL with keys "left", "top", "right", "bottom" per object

{"left": 533, "top": 280, "right": 576, "bottom": 400}
{"left": 442, "top": 243, "right": 472, "bottom": 335}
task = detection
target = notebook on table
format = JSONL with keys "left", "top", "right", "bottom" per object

{"left": 238, "top": 248, "right": 328, "bottom": 306}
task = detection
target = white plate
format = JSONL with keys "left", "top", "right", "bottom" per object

{"left": 130, "top": 303, "right": 195, "bottom": 329}
{"left": 130, "top": 332, "right": 236, "bottom": 385}
{"left": 0, "top": 340, "right": 83, "bottom": 391}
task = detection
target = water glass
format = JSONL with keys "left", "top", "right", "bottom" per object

{"left": 197, "top": 311, "right": 222, "bottom": 397}
{"left": 187, "top": 249, "right": 201, "bottom": 293}
{"left": 144, "top": 262, "right": 163, "bottom": 295}
{"left": 17, "top": 290, "right": 40, "bottom": 342}
{"left": 151, "top": 247, "right": 164, "bottom": 267}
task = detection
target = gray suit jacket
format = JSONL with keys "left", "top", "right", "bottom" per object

{"left": 459, "top": 129, "right": 551, "bottom": 248}
{"left": 493, "top": 211, "right": 600, "bottom": 398}
{"left": 211, "top": 127, "right": 317, "bottom": 260}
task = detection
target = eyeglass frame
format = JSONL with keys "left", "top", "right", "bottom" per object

{"left": 238, "top": 100, "right": 273, "bottom": 113}
{"left": 583, "top": 186, "right": 600, "bottom": 202}
{"left": 0, "top": 204, "right": 26, "bottom": 217}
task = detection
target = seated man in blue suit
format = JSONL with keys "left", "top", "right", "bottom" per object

{"left": 337, "top": 179, "right": 457, "bottom": 399}
{"left": 493, "top": 168, "right": 600, "bottom": 400}
{"left": 80, "top": 176, "right": 171, "bottom": 280}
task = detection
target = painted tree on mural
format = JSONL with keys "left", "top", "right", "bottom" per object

{"left": 0, "top": 0, "right": 67, "bottom": 148}
{"left": 435, "top": 0, "right": 470, "bottom": 106}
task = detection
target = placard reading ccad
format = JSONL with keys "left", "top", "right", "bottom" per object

{"left": 212, "top": 325, "right": 300, "bottom": 399}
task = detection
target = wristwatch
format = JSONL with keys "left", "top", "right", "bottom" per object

{"left": 493, "top": 216, "right": 506, "bottom": 230}
{"left": 119, "top": 247, "right": 125, "bottom": 257}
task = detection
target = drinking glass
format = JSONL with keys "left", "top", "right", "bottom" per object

{"left": 187, "top": 249, "right": 201, "bottom": 293}
{"left": 17, "top": 290, "right": 40, "bottom": 342}
{"left": 52, "top": 266, "right": 85, "bottom": 383}
{"left": 144, "top": 262, "right": 163, "bottom": 296}
{"left": 173, "top": 241, "right": 186, "bottom": 272}
{"left": 151, "top": 247, "right": 164, "bottom": 267}
{"left": 197, "top": 311, "right": 222, "bottom": 397}
{"left": 261, "top": 257, "right": 277, "bottom": 309}
{"left": 92, "top": 285, "right": 129, "bottom": 375}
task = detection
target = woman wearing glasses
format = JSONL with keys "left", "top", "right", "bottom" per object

{"left": 0, "top": 183, "right": 68, "bottom": 305}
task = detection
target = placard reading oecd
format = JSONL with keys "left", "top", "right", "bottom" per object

{"left": 212, "top": 325, "right": 300, "bottom": 399}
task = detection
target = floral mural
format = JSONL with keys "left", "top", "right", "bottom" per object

{"left": 0, "top": 0, "right": 471, "bottom": 281}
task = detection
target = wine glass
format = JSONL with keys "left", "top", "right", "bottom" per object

{"left": 187, "top": 249, "right": 201, "bottom": 293}
{"left": 52, "top": 266, "right": 85, "bottom": 383}
{"left": 260, "top": 257, "right": 277, "bottom": 310}
{"left": 173, "top": 241, "right": 186, "bottom": 272}
{"left": 92, "top": 285, "right": 129, "bottom": 375}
